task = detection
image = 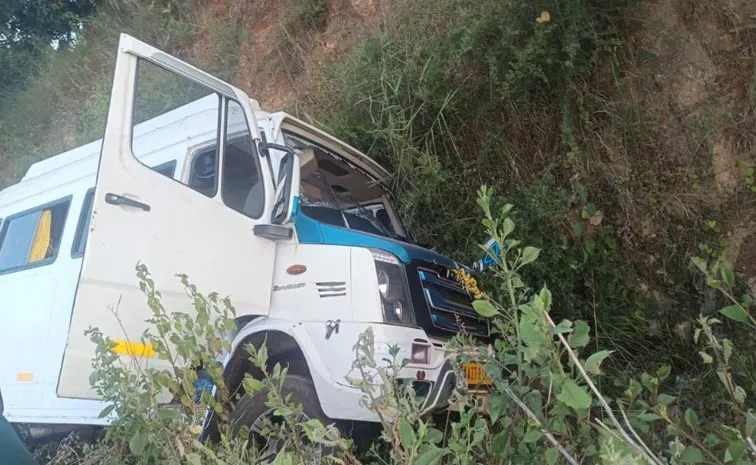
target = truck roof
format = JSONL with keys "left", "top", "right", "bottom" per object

{"left": 1, "top": 95, "right": 391, "bottom": 209}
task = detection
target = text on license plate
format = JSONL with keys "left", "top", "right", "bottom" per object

{"left": 462, "top": 362, "right": 492, "bottom": 386}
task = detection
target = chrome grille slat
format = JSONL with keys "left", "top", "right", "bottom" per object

{"left": 315, "top": 281, "right": 347, "bottom": 298}
{"left": 414, "top": 265, "right": 488, "bottom": 336}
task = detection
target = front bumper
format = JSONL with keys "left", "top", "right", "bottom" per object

{"left": 418, "top": 360, "right": 461, "bottom": 414}
{"left": 415, "top": 359, "right": 491, "bottom": 415}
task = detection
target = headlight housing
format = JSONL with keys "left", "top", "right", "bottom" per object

{"left": 370, "top": 249, "right": 414, "bottom": 325}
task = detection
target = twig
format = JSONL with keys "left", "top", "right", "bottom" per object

{"left": 619, "top": 405, "right": 662, "bottom": 462}
{"left": 502, "top": 387, "right": 580, "bottom": 465}
{"left": 541, "top": 310, "right": 664, "bottom": 465}
{"left": 745, "top": 436, "right": 756, "bottom": 457}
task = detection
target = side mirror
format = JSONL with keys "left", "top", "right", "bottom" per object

{"left": 260, "top": 142, "right": 298, "bottom": 225}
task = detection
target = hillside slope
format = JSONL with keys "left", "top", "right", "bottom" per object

{"left": 1, "top": 2, "right": 756, "bottom": 453}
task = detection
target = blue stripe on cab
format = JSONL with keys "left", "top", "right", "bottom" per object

{"left": 294, "top": 213, "right": 456, "bottom": 266}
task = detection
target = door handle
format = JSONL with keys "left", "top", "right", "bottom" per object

{"left": 104, "top": 193, "right": 151, "bottom": 212}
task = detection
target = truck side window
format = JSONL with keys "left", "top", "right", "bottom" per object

{"left": 131, "top": 58, "right": 220, "bottom": 197}
{"left": 0, "top": 198, "right": 70, "bottom": 273}
{"left": 71, "top": 189, "right": 94, "bottom": 257}
{"left": 222, "top": 100, "right": 263, "bottom": 218}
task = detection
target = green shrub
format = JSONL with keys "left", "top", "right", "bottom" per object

{"left": 40, "top": 187, "right": 756, "bottom": 465}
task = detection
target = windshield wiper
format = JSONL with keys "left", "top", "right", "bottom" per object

{"left": 315, "top": 173, "right": 352, "bottom": 229}
{"left": 341, "top": 192, "right": 405, "bottom": 240}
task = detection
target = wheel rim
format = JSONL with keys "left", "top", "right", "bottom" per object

{"left": 249, "top": 409, "right": 323, "bottom": 463}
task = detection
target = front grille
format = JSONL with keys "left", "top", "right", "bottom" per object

{"left": 406, "top": 261, "right": 489, "bottom": 338}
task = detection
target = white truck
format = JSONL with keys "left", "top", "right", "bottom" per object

{"left": 0, "top": 34, "right": 489, "bottom": 442}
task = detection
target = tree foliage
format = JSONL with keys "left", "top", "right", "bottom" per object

{"left": 0, "top": 0, "right": 102, "bottom": 99}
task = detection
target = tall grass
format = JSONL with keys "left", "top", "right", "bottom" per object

{"left": 305, "top": 0, "right": 681, "bottom": 370}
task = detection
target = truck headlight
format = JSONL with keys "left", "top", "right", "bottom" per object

{"left": 370, "top": 249, "right": 414, "bottom": 325}
{"left": 377, "top": 269, "right": 390, "bottom": 297}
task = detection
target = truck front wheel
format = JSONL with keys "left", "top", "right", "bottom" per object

{"left": 229, "top": 374, "right": 334, "bottom": 461}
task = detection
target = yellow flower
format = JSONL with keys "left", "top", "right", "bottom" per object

{"left": 536, "top": 11, "right": 550, "bottom": 23}
{"left": 454, "top": 269, "right": 483, "bottom": 300}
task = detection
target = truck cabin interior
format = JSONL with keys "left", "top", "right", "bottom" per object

{"left": 283, "top": 132, "right": 407, "bottom": 240}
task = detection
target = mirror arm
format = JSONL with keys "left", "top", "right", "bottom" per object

{"left": 254, "top": 224, "right": 293, "bottom": 241}
{"left": 258, "top": 142, "right": 293, "bottom": 158}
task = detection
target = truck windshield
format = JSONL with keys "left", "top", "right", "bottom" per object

{"left": 283, "top": 132, "right": 408, "bottom": 241}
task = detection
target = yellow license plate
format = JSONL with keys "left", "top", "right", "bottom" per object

{"left": 462, "top": 362, "right": 492, "bottom": 386}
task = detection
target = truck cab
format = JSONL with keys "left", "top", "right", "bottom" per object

{"left": 0, "top": 34, "right": 488, "bottom": 438}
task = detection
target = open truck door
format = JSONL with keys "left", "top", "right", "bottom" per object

{"left": 58, "top": 34, "right": 278, "bottom": 399}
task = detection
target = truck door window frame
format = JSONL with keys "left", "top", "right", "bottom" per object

{"left": 221, "top": 99, "right": 265, "bottom": 219}
{"left": 0, "top": 196, "right": 72, "bottom": 275}
{"left": 71, "top": 188, "right": 95, "bottom": 258}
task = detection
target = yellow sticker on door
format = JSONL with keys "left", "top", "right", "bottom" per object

{"left": 16, "top": 372, "right": 34, "bottom": 382}
{"left": 111, "top": 340, "right": 155, "bottom": 358}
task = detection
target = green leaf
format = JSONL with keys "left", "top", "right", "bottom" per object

{"left": 691, "top": 257, "right": 708, "bottom": 274}
{"left": 726, "top": 440, "right": 746, "bottom": 462}
{"left": 657, "top": 394, "right": 677, "bottom": 406}
{"left": 707, "top": 277, "right": 723, "bottom": 289}
{"left": 427, "top": 427, "right": 444, "bottom": 445}
{"left": 668, "top": 424, "right": 684, "bottom": 437}
{"left": 539, "top": 286, "right": 552, "bottom": 310}
{"left": 129, "top": 431, "right": 148, "bottom": 456}
{"left": 699, "top": 351, "right": 713, "bottom": 364}
{"left": 519, "top": 317, "right": 543, "bottom": 349}
{"left": 722, "top": 267, "right": 735, "bottom": 287}
{"left": 243, "top": 375, "right": 265, "bottom": 394}
{"left": 556, "top": 379, "right": 592, "bottom": 411}
{"left": 734, "top": 386, "right": 747, "bottom": 405}
{"left": 503, "top": 218, "right": 515, "bottom": 238}
{"left": 584, "top": 350, "right": 614, "bottom": 375}
{"left": 157, "top": 408, "right": 179, "bottom": 421}
{"left": 573, "top": 222, "right": 585, "bottom": 237}
{"left": 492, "top": 431, "right": 508, "bottom": 455}
{"left": 746, "top": 411, "right": 756, "bottom": 436}
{"left": 656, "top": 365, "right": 671, "bottom": 382}
{"left": 636, "top": 412, "right": 663, "bottom": 422}
{"left": 399, "top": 418, "right": 416, "bottom": 448}
{"left": 685, "top": 408, "right": 699, "bottom": 428}
{"left": 625, "top": 379, "right": 641, "bottom": 400}
{"left": 552, "top": 319, "right": 572, "bottom": 335}
{"left": 520, "top": 246, "right": 540, "bottom": 266}
{"left": 523, "top": 429, "right": 542, "bottom": 443}
{"left": 186, "top": 453, "right": 202, "bottom": 465}
{"left": 98, "top": 404, "right": 115, "bottom": 418}
{"left": 569, "top": 321, "right": 590, "bottom": 348}
{"left": 488, "top": 394, "right": 506, "bottom": 424}
{"left": 680, "top": 445, "right": 705, "bottom": 463}
{"left": 723, "top": 339, "right": 733, "bottom": 364}
{"left": 720, "top": 305, "right": 749, "bottom": 323}
{"left": 725, "top": 441, "right": 746, "bottom": 462}
{"left": 545, "top": 447, "right": 559, "bottom": 465}
{"left": 301, "top": 418, "right": 325, "bottom": 442}
{"left": 414, "top": 446, "right": 448, "bottom": 465}
{"left": 473, "top": 300, "right": 498, "bottom": 318}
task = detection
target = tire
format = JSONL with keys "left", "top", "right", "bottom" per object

{"left": 229, "top": 374, "right": 334, "bottom": 460}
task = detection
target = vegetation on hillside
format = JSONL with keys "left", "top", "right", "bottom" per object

{"left": 35, "top": 190, "right": 756, "bottom": 465}
{"left": 1, "top": 0, "right": 756, "bottom": 463}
